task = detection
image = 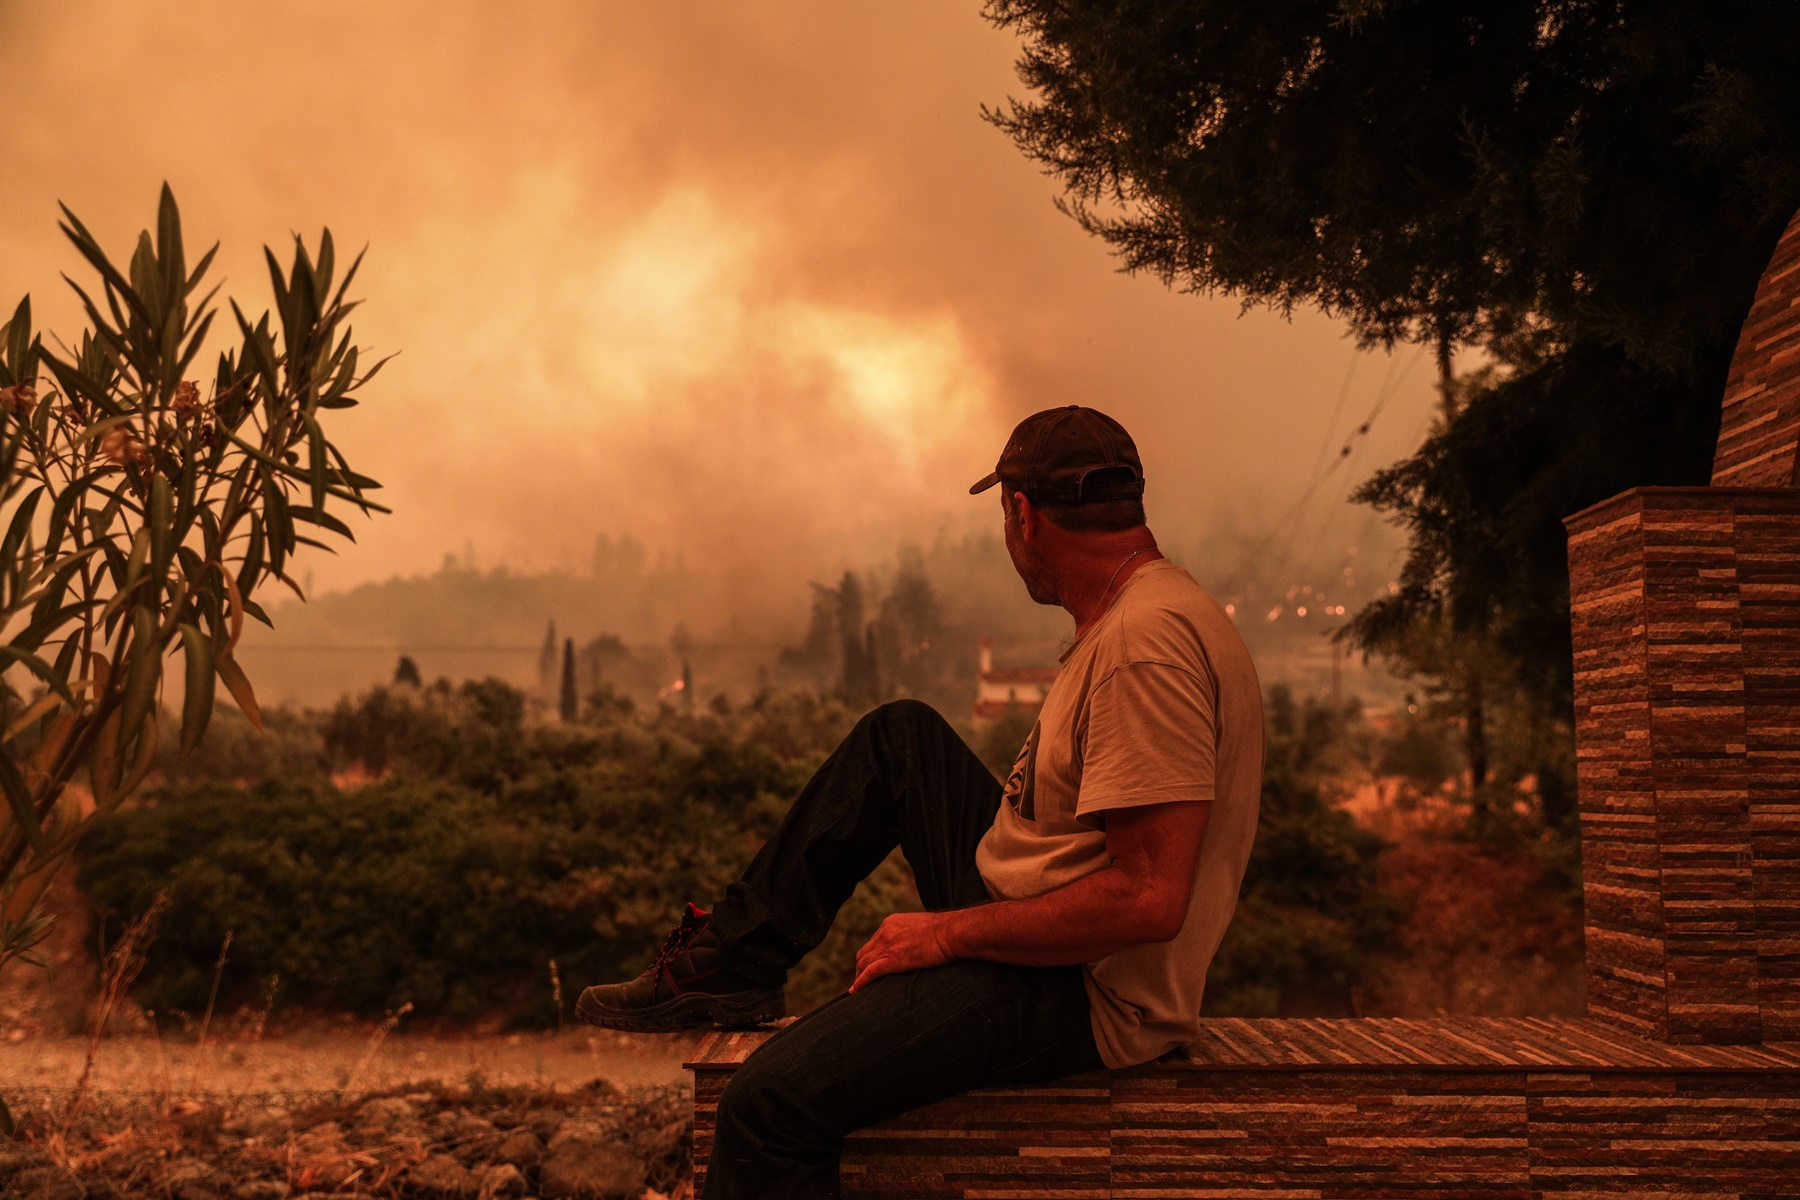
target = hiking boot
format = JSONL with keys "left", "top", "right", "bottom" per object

{"left": 575, "top": 903, "right": 786, "bottom": 1032}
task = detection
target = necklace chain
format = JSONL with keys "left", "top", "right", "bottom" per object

{"left": 1098, "top": 547, "right": 1150, "bottom": 613}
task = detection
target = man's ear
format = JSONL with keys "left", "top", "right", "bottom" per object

{"left": 1012, "top": 491, "right": 1037, "bottom": 541}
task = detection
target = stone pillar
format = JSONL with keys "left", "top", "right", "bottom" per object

{"left": 1739, "top": 491, "right": 1800, "bottom": 1040}
{"left": 1567, "top": 487, "right": 1800, "bottom": 1044}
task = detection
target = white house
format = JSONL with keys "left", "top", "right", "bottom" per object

{"left": 971, "top": 638, "right": 1058, "bottom": 730}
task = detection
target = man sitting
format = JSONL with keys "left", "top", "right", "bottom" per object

{"left": 578, "top": 406, "right": 1263, "bottom": 1200}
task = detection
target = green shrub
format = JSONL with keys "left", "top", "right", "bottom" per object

{"left": 974, "top": 706, "right": 1037, "bottom": 777}
{"left": 155, "top": 705, "right": 329, "bottom": 784}
{"left": 322, "top": 678, "right": 530, "bottom": 785}
{"left": 81, "top": 679, "right": 1393, "bottom": 1024}
{"left": 80, "top": 726, "right": 809, "bottom": 1022}
{"left": 1376, "top": 711, "right": 1460, "bottom": 793}
{"left": 1203, "top": 687, "right": 1394, "bottom": 1016}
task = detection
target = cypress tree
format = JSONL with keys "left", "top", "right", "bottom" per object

{"left": 559, "top": 637, "right": 578, "bottom": 722}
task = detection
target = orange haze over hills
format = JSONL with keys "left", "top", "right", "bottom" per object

{"left": 0, "top": 2, "right": 1440, "bottom": 701}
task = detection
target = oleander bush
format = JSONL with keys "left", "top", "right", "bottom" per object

{"left": 0, "top": 186, "right": 385, "bottom": 990}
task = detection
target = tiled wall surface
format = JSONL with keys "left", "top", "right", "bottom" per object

{"left": 1714, "top": 210, "right": 1800, "bottom": 486}
{"left": 1117, "top": 1069, "right": 1800, "bottom": 1199}
{"left": 1567, "top": 487, "right": 1800, "bottom": 1044}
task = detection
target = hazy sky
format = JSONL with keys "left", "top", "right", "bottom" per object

{"left": 0, "top": 1, "right": 1439, "bottom": 604}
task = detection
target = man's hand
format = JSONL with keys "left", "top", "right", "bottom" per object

{"left": 845, "top": 802, "right": 1210, "bottom": 991}
{"left": 847, "top": 801, "right": 1210, "bottom": 985}
{"left": 850, "top": 911, "right": 954, "bottom": 993}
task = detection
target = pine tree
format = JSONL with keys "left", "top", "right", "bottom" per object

{"left": 835, "top": 572, "right": 880, "bottom": 705}
{"left": 986, "top": 0, "right": 1800, "bottom": 795}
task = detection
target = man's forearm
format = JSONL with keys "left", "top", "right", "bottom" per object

{"left": 849, "top": 801, "right": 1207, "bottom": 994}
{"left": 937, "top": 863, "right": 1184, "bottom": 967}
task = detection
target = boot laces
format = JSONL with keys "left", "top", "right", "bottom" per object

{"left": 645, "top": 902, "right": 709, "bottom": 979}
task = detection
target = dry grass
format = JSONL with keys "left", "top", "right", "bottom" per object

{"left": 342, "top": 1003, "right": 414, "bottom": 1098}
{"left": 67, "top": 892, "right": 167, "bottom": 1122}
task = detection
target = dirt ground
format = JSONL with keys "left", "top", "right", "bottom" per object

{"left": 4, "top": 1025, "right": 696, "bottom": 1098}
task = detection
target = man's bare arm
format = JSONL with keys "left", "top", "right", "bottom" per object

{"left": 849, "top": 799, "right": 1210, "bottom": 993}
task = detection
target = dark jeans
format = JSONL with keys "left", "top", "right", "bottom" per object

{"left": 702, "top": 700, "right": 1104, "bottom": 1200}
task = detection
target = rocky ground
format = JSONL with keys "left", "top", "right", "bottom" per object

{"left": 2, "top": 893, "right": 702, "bottom": 1200}
{"left": 4, "top": 1078, "right": 692, "bottom": 1200}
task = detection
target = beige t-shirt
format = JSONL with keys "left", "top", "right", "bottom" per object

{"left": 975, "top": 559, "right": 1263, "bottom": 1068}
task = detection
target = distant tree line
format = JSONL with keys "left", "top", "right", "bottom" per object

{"left": 780, "top": 547, "right": 950, "bottom": 707}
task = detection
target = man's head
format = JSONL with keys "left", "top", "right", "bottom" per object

{"left": 971, "top": 407, "right": 1151, "bottom": 606}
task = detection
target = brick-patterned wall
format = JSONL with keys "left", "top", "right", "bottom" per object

{"left": 1566, "top": 493, "right": 1666, "bottom": 1039}
{"left": 1117, "top": 1070, "right": 1800, "bottom": 1199}
{"left": 1714, "top": 209, "right": 1800, "bottom": 486}
{"left": 1738, "top": 492, "right": 1800, "bottom": 1039}
{"left": 844, "top": 1080, "right": 1110, "bottom": 1197}
{"left": 1567, "top": 487, "right": 1800, "bottom": 1044}
{"left": 1114, "top": 1070, "right": 1531, "bottom": 1198}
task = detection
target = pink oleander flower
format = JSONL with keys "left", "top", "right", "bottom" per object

{"left": 99, "top": 424, "right": 149, "bottom": 467}
{"left": 173, "top": 380, "right": 201, "bottom": 419}
{"left": 0, "top": 382, "right": 37, "bottom": 419}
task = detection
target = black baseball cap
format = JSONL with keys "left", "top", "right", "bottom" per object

{"left": 969, "top": 406, "right": 1145, "bottom": 505}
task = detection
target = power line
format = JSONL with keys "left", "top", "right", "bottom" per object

{"left": 1286, "top": 345, "right": 1429, "bottom": 590}
{"left": 1216, "top": 343, "right": 1425, "bottom": 598}
{"left": 1304, "top": 351, "right": 1362, "bottom": 484}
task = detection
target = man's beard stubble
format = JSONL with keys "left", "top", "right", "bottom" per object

{"left": 1005, "top": 515, "right": 1060, "bottom": 607}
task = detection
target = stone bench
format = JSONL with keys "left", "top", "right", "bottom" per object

{"left": 686, "top": 1017, "right": 1800, "bottom": 1197}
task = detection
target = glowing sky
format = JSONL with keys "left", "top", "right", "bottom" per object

{"left": 0, "top": 1, "right": 1440, "bottom": 603}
